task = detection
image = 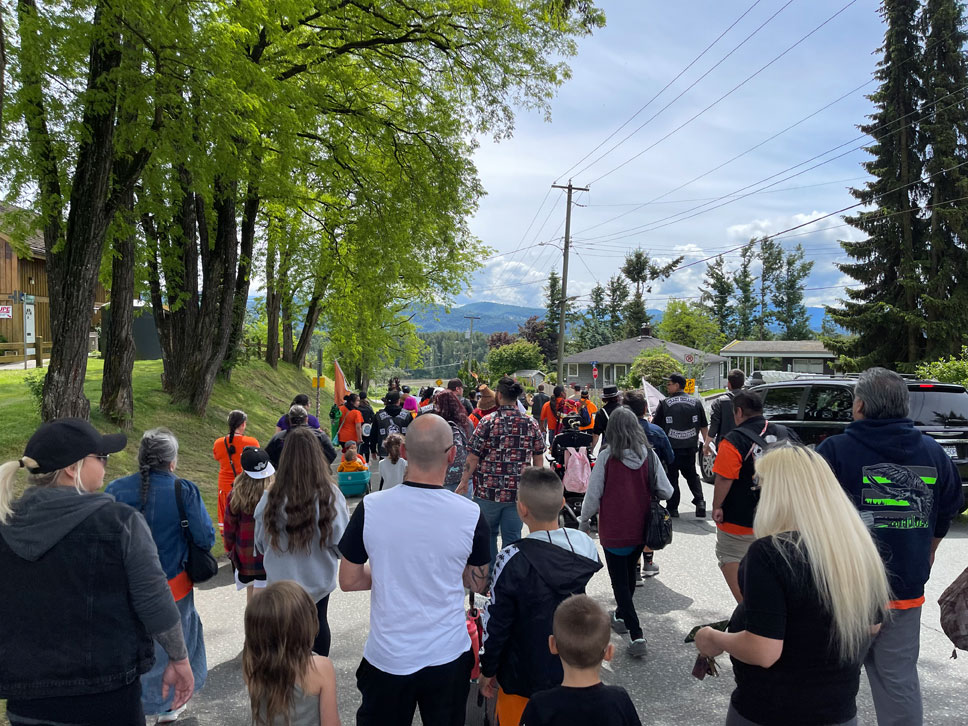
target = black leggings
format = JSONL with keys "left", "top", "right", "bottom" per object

{"left": 314, "top": 595, "right": 331, "bottom": 656}
{"left": 604, "top": 546, "right": 645, "bottom": 641}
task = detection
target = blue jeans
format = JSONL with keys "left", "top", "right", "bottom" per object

{"left": 474, "top": 497, "right": 522, "bottom": 566}
{"left": 141, "top": 590, "right": 207, "bottom": 714}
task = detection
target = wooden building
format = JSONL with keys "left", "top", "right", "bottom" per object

{"left": 0, "top": 204, "right": 108, "bottom": 353}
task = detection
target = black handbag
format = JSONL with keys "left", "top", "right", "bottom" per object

{"left": 174, "top": 479, "right": 219, "bottom": 583}
{"left": 644, "top": 451, "right": 673, "bottom": 551}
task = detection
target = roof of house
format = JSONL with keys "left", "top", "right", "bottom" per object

{"left": 514, "top": 369, "right": 545, "bottom": 377}
{"left": 0, "top": 203, "right": 45, "bottom": 259}
{"left": 563, "top": 335, "right": 727, "bottom": 365}
{"left": 720, "top": 340, "right": 834, "bottom": 357}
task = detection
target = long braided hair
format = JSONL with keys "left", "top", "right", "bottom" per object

{"left": 138, "top": 428, "right": 179, "bottom": 512}
{"left": 227, "top": 410, "right": 247, "bottom": 457}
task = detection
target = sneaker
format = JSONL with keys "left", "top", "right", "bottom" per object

{"left": 641, "top": 561, "right": 659, "bottom": 577}
{"left": 610, "top": 611, "right": 628, "bottom": 635}
{"left": 627, "top": 638, "right": 648, "bottom": 658}
{"left": 156, "top": 705, "right": 187, "bottom": 724}
{"left": 695, "top": 502, "right": 706, "bottom": 518}
{"left": 634, "top": 566, "right": 644, "bottom": 587}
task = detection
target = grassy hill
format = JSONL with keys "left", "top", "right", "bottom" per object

{"left": 0, "top": 359, "right": 331, "bottom": 557}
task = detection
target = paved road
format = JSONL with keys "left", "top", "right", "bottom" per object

{"left": 180, "top": 474, "right": 968, "bottom": 726}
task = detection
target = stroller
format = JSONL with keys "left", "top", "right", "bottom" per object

{"left": 545, "top": 415, "right": 594, "bottom": 528}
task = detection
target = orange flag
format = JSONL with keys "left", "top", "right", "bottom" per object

{"left": 333, "top": 360, "right": 349, "bottom": 404}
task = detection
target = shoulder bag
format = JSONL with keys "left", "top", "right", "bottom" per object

{"left": 644, "top": 450, "right": 673, "bottom": 550}
{"left": 175, "top": 479, "right": 218, "bottom": 583}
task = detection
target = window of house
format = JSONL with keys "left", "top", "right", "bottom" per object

{"left": 614, "top": 364, "right": 628, "bottom": 382}
{"left": 567, "top": 363, "right": 579, "bottom": 379}
{"left": 761, "top": 386, "right": 805, "bottom": 421}
{"left": 791, "top": 358, "right": 825, "bottom": 374}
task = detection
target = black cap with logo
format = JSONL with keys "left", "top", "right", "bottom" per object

{"left": 22, "top": 418, "right": 127, "bottom": 474}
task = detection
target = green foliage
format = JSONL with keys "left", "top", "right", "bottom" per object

{"left": 574, "top": 282, "right": 613, "bottom": 351}
{"left": 772, "top": 245, "right": 815, "bottom": 340}
{"left": 734, "top": 241, "right": 758, "bottom": 339}
{"left": 916, "top": 346, "right": 968, "bottom": 387}
{"left": 485, "top": 341, "right": 545, "bottom": 380}
{"left": 624, "top": 347, "right": 683, "bottom": 390}
{"left": 23, "top": 371, "right": 44, "bottom": 414}
{"left": 621, "top": 248, "right": 682, "bottom": 337}
{"left": 700, "top": 256, "right": 735, "bottom": 339}
{"left": 655, "top": 300, "right": 724, "bottom": 353}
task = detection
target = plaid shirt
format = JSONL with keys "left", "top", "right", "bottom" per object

{"left": 223, "top": 501, "right": 265, "bottom": 578}
{"left": 468, "top": 405, "right": 545, "bottom": 503}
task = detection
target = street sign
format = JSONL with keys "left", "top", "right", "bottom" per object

{"left": 0, "top": 306, "right": 11, "bottom": 319}
{"left": 311, "top": 376, "right": 326, "bottom": 389}
{"left": 436, "top": 379, "right": 443, "bottom": 386}
{"left": 591, "top": 360, "right": 598, "bottom": 367}
{"left": 592, "top": 366, "right": 599, "bottom": 380}
{"left": 684, "top": 353, "right": 695, "bottom": 364}
{"left": 685, "top": 378, "right": 696, "bottom": 395}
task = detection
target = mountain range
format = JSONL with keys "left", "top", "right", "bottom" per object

{"left": 410, "top": 302, "right": 832, "bottom": 336}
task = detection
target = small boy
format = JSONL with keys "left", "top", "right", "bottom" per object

{"left": 480, "top": 467, "right": 602, "bottom": 726}
{"left": 520, "top": 595, "right": 642, "bottom": 726}
{"left": 337, "top": 441, "right": 368, "bottom": 472}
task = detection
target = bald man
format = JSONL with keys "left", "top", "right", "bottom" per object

{"left": 339, "top": 413, "right": 491, "bottom": 726}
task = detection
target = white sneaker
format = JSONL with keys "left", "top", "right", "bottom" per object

{"left": 156, "top": 704, "right": 187, "bottom": 723}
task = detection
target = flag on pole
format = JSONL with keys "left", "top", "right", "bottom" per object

{"left": 334, "top": 360, "right": 349, "bottom": 404}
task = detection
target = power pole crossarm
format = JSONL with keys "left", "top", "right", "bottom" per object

{"left": 551, "top": 180, "right": 588, "bottom": 384}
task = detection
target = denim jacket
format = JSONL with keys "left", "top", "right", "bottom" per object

{"left": 107, "top": 471, "right": 216, "bottom": 579}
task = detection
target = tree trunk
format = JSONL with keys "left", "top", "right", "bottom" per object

{"left": 264, "top": 233, "right": 280, "bottom": 368}
{"left": 222, "top": 179, "right": 260, "bottom": 379}
{"left": 99, "top": 189, "right": 136, "bottom": 427}
{"left": 281, "top": 292, "right": 295, "bottom": 364}
{"left": 293, "top": 294, "right": 322, "bottom": 368}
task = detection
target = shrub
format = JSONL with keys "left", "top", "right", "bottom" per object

{"left": 24, "top": 370, "right": 44, "bottom": 413}
{"left": 916, "top": 347, "right": 968, "bottom": 387}
{"left": 485, "top": 341, "right": 544, "bottom": 381}
{"left": 623, "top": 347, "right": 683, "bottom": 389}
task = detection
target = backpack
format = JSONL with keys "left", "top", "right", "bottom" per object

{"left": 578, "top": 403, "right": 592, "bottom": 428}
{"left": 731, "top": 421, "right": 792, "bottom": 462}
{"left": 562, "top": 447, "right": 591, "bottom": 493}
{"left": 381, "top": 410, "right": 409, "bottom": 437}
{"left": 939, "top": 566, "right": 968, "bottom": 657}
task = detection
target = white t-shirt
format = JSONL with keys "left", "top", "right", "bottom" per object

{"left": 338, "top": 483, "right": 489, "bottom": 675}
{"left": 378, "top": 457, "right": 407, "bottom": 490}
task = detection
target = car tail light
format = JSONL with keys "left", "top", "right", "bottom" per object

{"left": 919, "top": 384, "right": 935, "bottom": 389}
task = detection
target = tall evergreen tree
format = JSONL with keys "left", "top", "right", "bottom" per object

{"left": 772, "top": 245, "right": 815, "bottom": 340}
{"left": 543, "top": 270, "right": 575, "bottom": 356}
{"left": 829, "top": 0, "right": 926, "bottom": 367}
{"left": 700, "top": 255, "right": 735, "bottom": 339}
{"left": 620, "top": 248, "right": 682, "bottom": 337}
{"left": 605, "top": 275, "right": 630, "bottom": 338}
{"left": 574, "top": 282, "right": 612, "bottom": 350}
{"left": 919, "top": 0, "right": 968, "bottom": 359}
{"left": 733, "top": 241, "right": 758, "bottom": 339}
{"left": 756, "top": 238, "right": 784, "bottom": 340}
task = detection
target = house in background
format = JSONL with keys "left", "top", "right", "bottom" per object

{"left": 720, "top": 340, "right": 836, "bottom": 375}
{"left": 562, "top": 325, "right": 727, "bottom": 391}
{"left": 513, "top": 369, "right": 546, "bottom": 388}
{"left": 0, "top": 204, "right": 108, "bottom": 355}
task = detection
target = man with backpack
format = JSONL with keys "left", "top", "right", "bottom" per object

{"left": 651, "top": 375, "right": 708, "bottom": 518}
{"left": 817, "top": 368, "right": 964, "bottom": 726}
{"left": 375, "top": 391, "right": 412, "bottom": 456}
{"left": 711, "top": 390, "right": 795, "bottom": 603}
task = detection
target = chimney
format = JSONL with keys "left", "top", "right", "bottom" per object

{"left": 640, "top": 324, "right": 652, "bottom": 338}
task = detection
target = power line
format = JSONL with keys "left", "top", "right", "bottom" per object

{"left": 555, "top": 0, "right": 770, "bottom": 182}
{"left": 586, "top": 0, "right": 862, "bottom": 186}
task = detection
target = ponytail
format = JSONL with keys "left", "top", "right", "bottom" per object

{"left": 0, "top": 455, "right": 81, "bottom": 524}
{"left": 228, "top": 410, "right": 247, "bottom": 446}
{"left": 0, "top": 459, "right": 22, "bottom": 524}
{"left": 138, "top": 428, "right": 179, "bottom": 512}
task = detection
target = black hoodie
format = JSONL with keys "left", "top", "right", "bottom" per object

{"left": 481, "top": 531, "right": 602, "bottom": 697}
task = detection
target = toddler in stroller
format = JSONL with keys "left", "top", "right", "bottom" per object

{"left": 546, "top": 415, "right": 594, "bottom": 528}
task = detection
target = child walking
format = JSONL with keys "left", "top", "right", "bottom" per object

{"left": 243, "top": 581, "right": 340, "bottom": 726}
{"left": 480, "top": 467, "right": 602, "bottom": 726}
{"left": 224, "top": 447, "right": 273, "bottom": 603}
{"left": 378, "top": 433, "right": 406, "bottom": 490}
{"left": 520, "top": 595, "right": 642, "bottom": 726}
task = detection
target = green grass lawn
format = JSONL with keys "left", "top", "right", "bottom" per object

{"left": 0, "top": 357, "right": 331, "bottom": 558}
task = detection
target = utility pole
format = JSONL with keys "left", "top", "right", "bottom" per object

{"left": 464, "top": 315, "right": 481, "bottom": 376}
{"left": 551, "top": 179, "right": 588, "bottom": 384}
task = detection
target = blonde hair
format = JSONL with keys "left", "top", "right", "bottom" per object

{"left": 230, "top": 472, "right": 272, "bottom": 516}
{"left": 0, "top": 456, "right": 87, "bottom": 524}
{"left": 753, "top": 445, "right": 890, "bottom": 663}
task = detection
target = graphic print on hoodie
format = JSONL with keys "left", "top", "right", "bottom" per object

{"left": 480, "top": 531, "right": 602, "bottom": 698}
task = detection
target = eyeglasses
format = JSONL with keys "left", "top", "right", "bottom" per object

{"left": 87, "top": 454, "right": 110, "bottom": 465}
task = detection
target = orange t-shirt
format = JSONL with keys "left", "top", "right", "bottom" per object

{"left": 579, "top": 400, "right": 598, "bottom": 431}
{"left": 711, "top": 439, "right": 754, "bottom": 535}
{"left": 338, "top": 408, "right": 364, "bottom": 443}
{"left": 213, "top": 434, "right": 260, "bottom": 492}
{"left": 540, "top": 400, "right": 560, "bottom": 429}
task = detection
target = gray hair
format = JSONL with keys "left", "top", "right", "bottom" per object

{"left": 604, "top": 406, "right": 651, "bottom": 462}
{"left": 138, "top": 428, "right": 179, "bottom": 512}
{"left": 289, "top": 405, "right": 308, "bottom": 425}
{"left": 855, "top": 367, "right": 909, "bottom": 420}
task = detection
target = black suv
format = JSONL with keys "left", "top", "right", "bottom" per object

{"left": 700, "top": 378, "right": 968, "bottom": 502}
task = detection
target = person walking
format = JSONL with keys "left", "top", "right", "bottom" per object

{"left": 434, "top": 389, "right": 471, "bottom": 495}
{"left": 107, "top": 428, "right": 215, "bottom": 723}
{"left": 374, "top": 391, "right": 412, "bottom": 456}
{"left": 704, "top": 368, "right": 745, "bottom": 457}
{"left": 695, "top": 445, "right": 891, "bottom": 726}
{"left": 0, "top": 419, "right": 194, "bottom": 726}
{"left": 212, "top": 410, "right": 259, "bottom": 538}
{"left": 539, "top": 386, "right": 568, "bottom": 440}
{"left": 711, "top": 390, "right": 796, "bottom": 603}
{"left": 358, "top": 391, "right": 377, "bottom": 465}
{"left": 277, "top": 394, "right": 322, "bottom": 432}
{"left": 457, "top": 377, "right": 546, "bottom": 565}
{"left": 578, "top": 390, "right": 598, "bottom": 435}
{"left": 817, "top": 367, "right": 965, "bottom": 726}
{"left": 531, "top": 384, "right": 550, "bottom": 423}
{"left": 447, "top": 377, "right": 475, "bottom": 416}
{"left": 265, "top": 405, "right": 338, "bottom": 469}
{"left": 578, "top": 407, "right": 673, "bottom": 658}
{"left": 338, "top": 393, "right": 365, "bottom": 447}
{"left": 652, "top": 374, "right": 708, "bottom": 518}
{"left": 223, "top": 447, "right": 273, "bottom": 604}
{"left": 590, "top": 385, "right": 622, "bottom": 453}
{"left": 338, "top": 414, "right": 490, "bottom": 726}
{"left": 255, "top": 427, "right": 350, "bottom": 657}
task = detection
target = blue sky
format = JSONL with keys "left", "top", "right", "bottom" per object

{"left": 460, "top": 0, "right": 887, "bottom": 312}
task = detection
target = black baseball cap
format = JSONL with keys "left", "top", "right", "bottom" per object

{"left": 240, "top": 446, "right": 274, "bottom": 480}
{"left": 402, "top": 386, "right": 411, "bottom": 393}
{"left": 23, "top": 418, "right": 127, "bottom": 474}
{"left": 666, "top": 373, "right": 687, "bottom": 387}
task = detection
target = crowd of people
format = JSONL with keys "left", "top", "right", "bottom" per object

{"left": 0, "top": 366, "right": 963, "bottom": 726}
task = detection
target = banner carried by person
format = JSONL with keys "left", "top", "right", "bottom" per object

{"left": 334, "top": 360, "right": 349, "bottom": 404}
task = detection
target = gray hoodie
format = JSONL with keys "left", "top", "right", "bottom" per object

{"left": 579, "top": 446, "right": 673, "bottom": 523}
{"left": 0, "top": 486, "right": 184, "bottom": 653}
